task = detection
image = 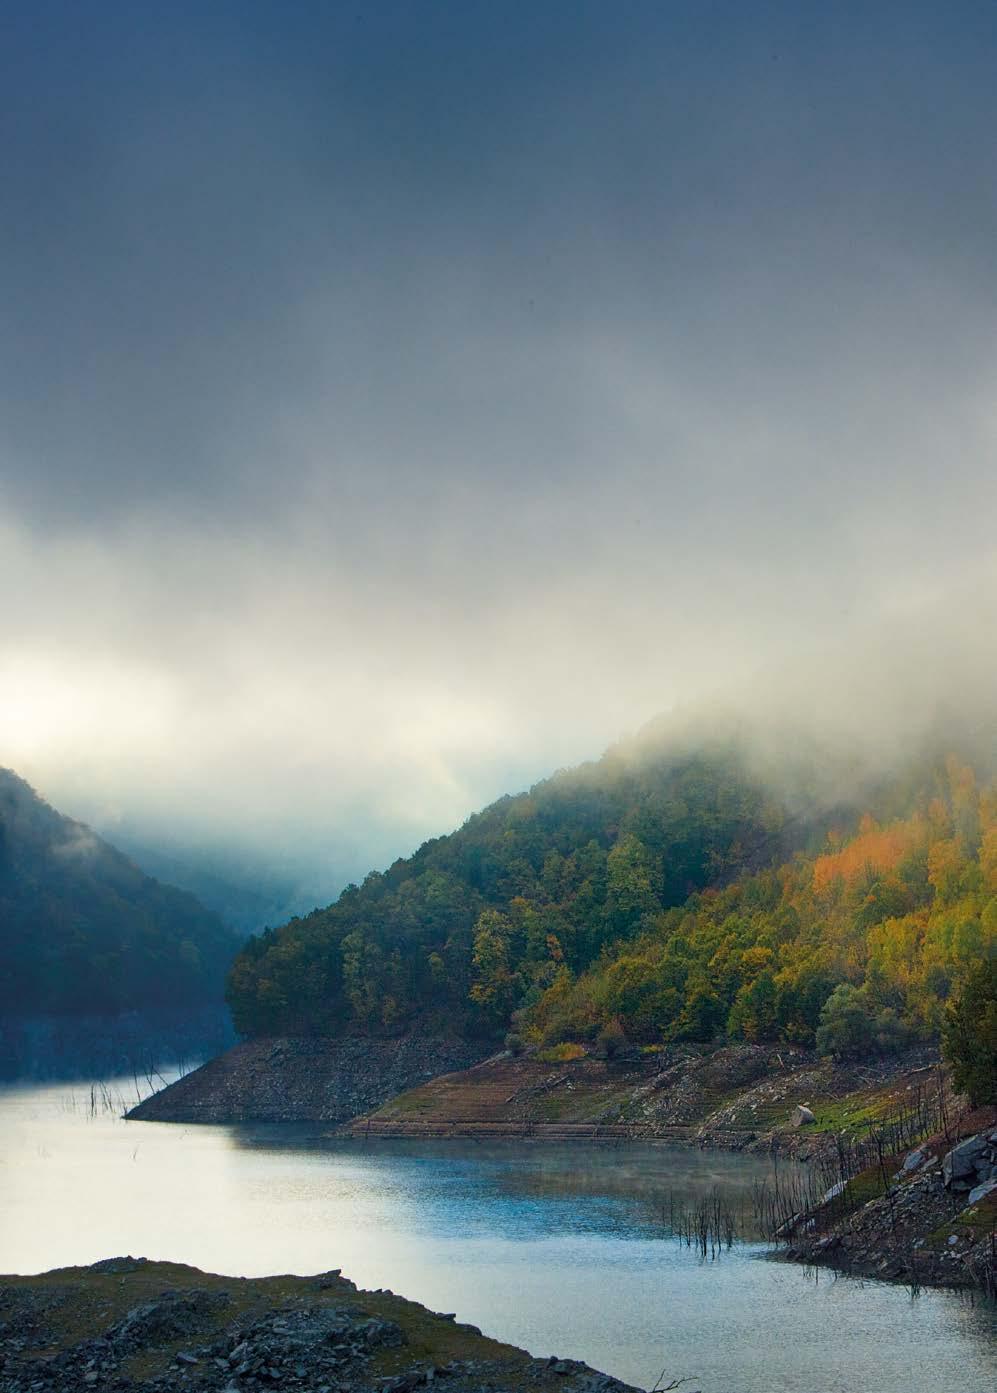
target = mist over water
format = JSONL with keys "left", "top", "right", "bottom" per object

{"left": 1, "top": 1079, "right": 995, "bottom": 1393}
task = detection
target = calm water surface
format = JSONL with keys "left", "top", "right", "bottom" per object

{"left": 1, "top": 1077, "right": 994, "bottom": 1393}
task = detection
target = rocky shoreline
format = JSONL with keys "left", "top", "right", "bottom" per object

{"left": 126, "top": 1038, "right": 489, "bottom": 1125}
{"left": 127, "top": 1036, "right": 937, "bottom": 1156}
{"left": 779, "top": 1114, "right": 997, "bottom": 1292}
{"left": 0, "top": 1259, "right": 643, "bottom": 1393}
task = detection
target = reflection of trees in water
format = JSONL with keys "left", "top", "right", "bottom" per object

{"left": 0, "top": 1004, "right": 232, "bottom": 1083}
{"left": 485, "top": 1143, "right": 797, "bottom": 1228}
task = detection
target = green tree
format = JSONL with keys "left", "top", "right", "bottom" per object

{"left": 602, "top": 835, "right": 661, "bottom": 941}
{"left": 942, "top": 955, "right": 997, "bottom": 1105}
{"left": 815, "top": 984, "right": 905, "bottom": 1061}
{"left": 469, "top": 909, "right": 522, "bottom": 1025}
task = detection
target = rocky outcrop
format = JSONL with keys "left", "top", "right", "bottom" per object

{"left": 782, "top": 1117, "right": 997, "bottom": 1292}
{"left": 126, "top": 1037, "right": 490, "bottom": 1124}
{"left": 0, "top": 1259, "right": 644, "bottom": 1393}
{"left": 941, "top": 1131, "right": 996, "bottom": 1189}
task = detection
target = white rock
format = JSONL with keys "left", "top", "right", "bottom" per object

{"left": 967, "top": 1177, "right": 997, "bottom": 1207}
{"left": 900, "top": 1147, "right": 926, "bottom": 1174}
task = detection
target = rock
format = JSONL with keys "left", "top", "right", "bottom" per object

{"left": 942, "top": 1133, "right": 988, "bottom": 1186}
{"left": 87, "top": 1257, "right": 150, "bottom": 1275}
{"left": 791, "top": 1104, "right": 816, "bottom": 1127}
{"left": 967, "top": 1177, "right": 997, "bottom": 1206}
{"left": 899, "top": 1147, "right": 927, "bottom": 1175}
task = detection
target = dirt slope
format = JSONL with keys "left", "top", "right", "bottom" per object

{"left": 780, "top": 1108, "right": 997, "bottom": 1290}
{"left": 344, "top": 1043, "right": 942, "bottom": 1153}
{"left": 127, "top": 1036, "right": 489, "bottom": 1124}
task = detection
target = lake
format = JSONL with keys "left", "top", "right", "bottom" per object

{"left": 0, "top": 1077, "right": 994, "bottom": 1392}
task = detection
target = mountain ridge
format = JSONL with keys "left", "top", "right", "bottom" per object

{"left": 0, "top": 767, "right": 240, "bottom": 1015}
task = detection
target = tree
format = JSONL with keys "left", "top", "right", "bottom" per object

{"left": 727, "top": 971, "right": 778, "bottom": 1041}
{"left": 815, "top": 983, "right": 905, "bottom": 1060}
{"left": 669, "top": 985, "right": 725, "bottom": 1042}
{"left": 942, "top": 955, "right": 997, "bottom": 1105}
{"left": 469, "top": 910, "right": 521, "bottom": 1027}
{"left": 602, "top": 835, "right": 661, "bottom": 941}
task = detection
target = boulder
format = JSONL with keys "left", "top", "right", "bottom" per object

{"left": 941, "top": 1133, "right": 989, "bottom": 1186}
{"left": 791, "top": 1104, "right": 816, "bottom": 1127}
{"left": 967, "top": 1177, "right": 997, "bottom": 1207}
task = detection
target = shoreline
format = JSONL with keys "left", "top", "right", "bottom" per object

{"left": 121, "top": 1036, "right": 997, "bottom": 1297}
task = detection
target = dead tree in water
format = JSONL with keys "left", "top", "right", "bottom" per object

{"left": 663, "top": 1188, "right": 740, "bottom": 1258}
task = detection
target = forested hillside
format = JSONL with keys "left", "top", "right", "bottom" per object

{"left": 228, "top": 730, "right": 996, "bottom": 1054}
{"left": 227, "top": 727, "right": 856, "bottom": 1038}
{"left": 0, "top": 769, "right": 240, "bottom": 1013}
{"left": 525, "top": 755, "right": 996, "bottom": 1055}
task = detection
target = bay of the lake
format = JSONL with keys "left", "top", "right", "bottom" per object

{"left": 1, "top": 1077, "right": 994, "bottom": 1393}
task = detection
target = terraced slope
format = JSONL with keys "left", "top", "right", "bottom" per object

{"left": 344, "top": 1043, "right": 944, "bottom": 1150}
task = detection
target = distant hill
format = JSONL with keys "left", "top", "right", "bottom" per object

{"left": 0, "top": 768, "right": 241, "bottom": 1014}
{"left": 227, "top": 723, "right": 996, "bottom": 1053}
{"left": 107, "top": 836, "right": 317, "bottom": 935}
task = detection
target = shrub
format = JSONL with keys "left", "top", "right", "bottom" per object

{"left": 538, "top": 1041, "right": 586, "bottom": 1063}
{"left": 595, "top": 1017, "right": 628, "bottom": 1059}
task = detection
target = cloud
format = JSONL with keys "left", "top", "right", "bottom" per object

{"left": 1, "top": 2, "right": 996, "bottom": 906}
{"left": 52, "top": 824, "right": 101, "bottom": 861}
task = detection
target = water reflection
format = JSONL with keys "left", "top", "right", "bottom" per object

{"left": 225, "top": 1128, "right": 782, "bottom": 1241}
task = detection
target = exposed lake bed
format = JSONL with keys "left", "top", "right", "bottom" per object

{"left": 1, "top": 1078, "right": 994, "bottom": 1392}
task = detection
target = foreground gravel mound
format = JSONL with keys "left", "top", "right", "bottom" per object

{"left": 0, "top": 1259, "right": 644, "bottom": 1393}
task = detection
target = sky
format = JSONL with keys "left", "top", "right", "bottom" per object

{"left": 2, "top": 1, "right": 996, "bottom": 913}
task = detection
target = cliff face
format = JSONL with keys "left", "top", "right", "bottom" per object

{"left": 126, "top": 1036, "right": 490, "bottom": 1124}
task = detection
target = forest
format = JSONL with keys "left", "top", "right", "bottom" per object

{"left": 0, "top": 768, "right": 240, "bottom": 1014}
{"left": 226, "top": 722, "right": 997, "bottom": 1057}
{"left": 524, "top": 755, "right": 995, "bottom": 1056}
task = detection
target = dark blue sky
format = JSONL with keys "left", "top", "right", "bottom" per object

{"left": 2, "top": 2, "right": 995, "bottom": 905}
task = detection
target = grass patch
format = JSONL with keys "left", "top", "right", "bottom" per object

{"left": 926, "top": 1191, "right": 997, "bottom": 1249}
{"left": 537, "top": 1042, "right": 586, "bottom": 1064}
{"left": 804, "top": 1155, "right": 899, "bottom": 1229}
{"left": 790, "top": 1076, "right": 938, "bottom": 1141}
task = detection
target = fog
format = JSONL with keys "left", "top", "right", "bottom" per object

{"left": 2, "top": 2, "right": 995, "bottom": 913}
